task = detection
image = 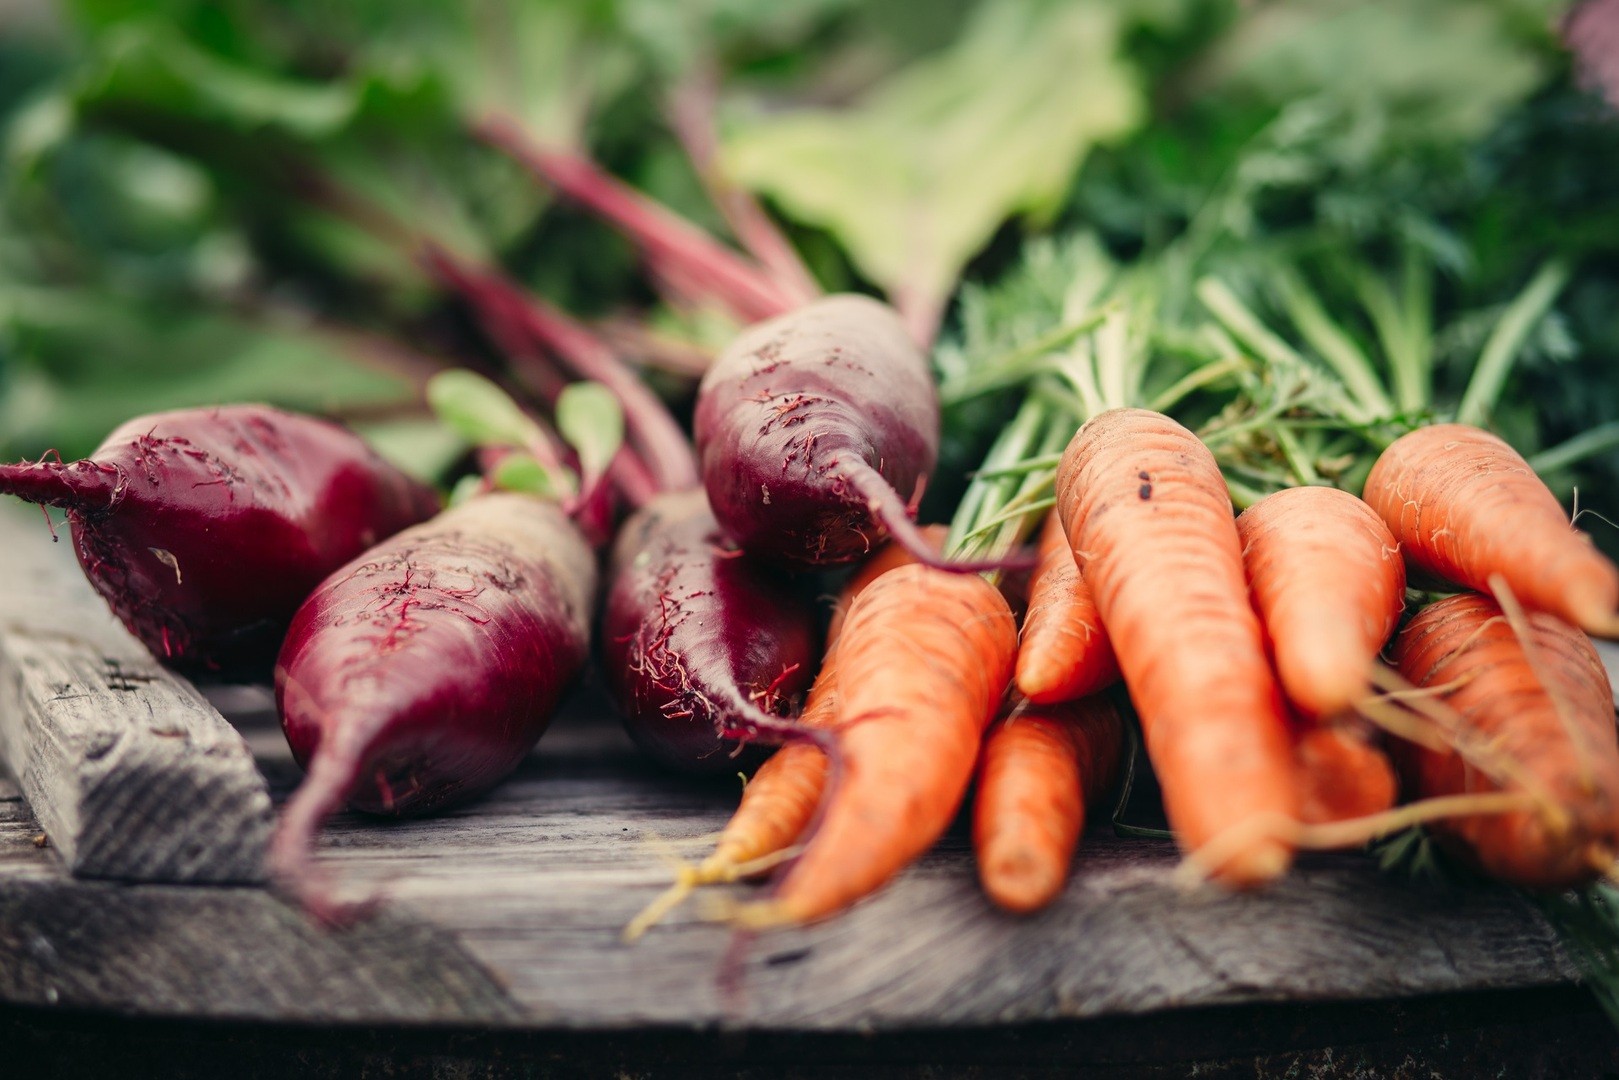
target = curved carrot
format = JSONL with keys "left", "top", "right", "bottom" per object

{"left": 1390, "top": 592, "right": 1619, "bottom": 889}
{"left": 1237, "top": 486, "right": 1405, "bottom": 720}
{"left": 1363, "top": 424, "right": 1619, "bottom": 636}
{"left": 743, "top": 564, "right": 1017, "bottom": 925}
{"left": 1055, "top": 407, "right": 1297, "bottom": 887}
{"left": 702, "top": 526, "right": 948, "bottom": 878}
{"left": 1016, "top": 512, "right": 1120, "bottom": 704}
{"left": 973, "top": 693, "right": 1124, "bottom": 914}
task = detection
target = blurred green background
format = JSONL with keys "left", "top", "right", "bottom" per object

{"left": 2, "top": 0, "right": 1617, "bottom": 549}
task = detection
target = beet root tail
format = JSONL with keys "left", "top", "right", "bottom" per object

{"left": 267, "top": 743, "right": 381, "bottom": 928}
{"left": 844, "top": 464, "right": 1036, "bottom": 575}
{"left": 0, "top": 459, "right": 121, "bottom": 512}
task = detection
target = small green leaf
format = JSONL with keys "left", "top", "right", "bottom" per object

{"left": 490, "top": 452, "right": 570, "bottom": 499}
{"left": 448, "top": 474, "right": 485, "bottom": 507}
{"left": 555, "top": 381, "right": 624, "bottom": 484}
{"left": 426, "top": 370, "right": 543, "bottom": 451}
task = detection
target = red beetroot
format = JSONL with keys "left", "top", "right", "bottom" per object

{"left": 0, "top": 405, "right": 439, "bottom": 673}
{"left": 271, "top": 493, "right": 594, "bottom": 920}
{"left": 601, "top": 489, "right": 821, "bottom": 774}
{"left": 693, "top": 294, "right": 961, "bottom": 570}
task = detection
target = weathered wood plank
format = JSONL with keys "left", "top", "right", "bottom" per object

{"left": 0, "top": 510, "right": 271, "bottom": 883}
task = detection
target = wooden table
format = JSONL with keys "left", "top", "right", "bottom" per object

{"left": 1, "top": 509, "right": 1616, "bottom": 1077}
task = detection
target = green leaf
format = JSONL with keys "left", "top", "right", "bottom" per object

{"left": 490, "top": 452, "right": 569, "bottom": 499}
{"left": 555, "top": 380, "right": 623, "bottom": 484}
{"left": 723, "top": 0, "right": 1143, "bottom": 315}
{"left": 79, "top": 21, "right": 362, "bottom": 138}
{"left": 426, "top": 370, "right": 544, "bottom": 451}
{"left": 0, "top": 286, "right": 415, "bottom": 458}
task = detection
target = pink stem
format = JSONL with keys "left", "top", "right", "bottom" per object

{"left": 473, "top": 114, "right": 798, "bottom": 324}
{"left": 667, "top": 71, "right": 820, "bottom": 306}
{"left": 421, "top": 245, "right": 695, "bottom": 497}
{"left": 892, "top": 283, "right": 947, "bottom": 354}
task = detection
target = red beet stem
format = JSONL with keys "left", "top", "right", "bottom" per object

{"left": 472, "top": 114, "right": 798, "bottom": 325}
{"left": 666, "top": 70, "right": 820, "bottom": 307}
{"left": 0, "top": 459, "right": 121, "bottom": 512}
{"left": 843, "top": 463, "right": 1035, "bottom": 574}
{"left": 420, "top": 245, "right": 699, "bottom": 495}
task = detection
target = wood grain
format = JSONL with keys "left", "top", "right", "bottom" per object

{"left": 0, "top": 507, "right": 1609, "bottom": 1030}
{"left": 0, "top": 511, "right": 271, "bottom": 883}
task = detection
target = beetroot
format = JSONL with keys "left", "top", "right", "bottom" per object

{"left": 601, "top": 489, "right": 821, "bottom": 774}
{"left": 695, "top": 294, "right": 994, "bottom": 571}
{"left": 0, "top": 405, "right": 440, "bottom": 673}
{"left": 271, "top": 493, "right": 594, "bottom": 920}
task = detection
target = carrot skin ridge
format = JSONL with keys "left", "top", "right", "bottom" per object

{"left": 1363, "top": 423, "right": 1619, "bottom": 635}
{"left": 973, "top": 693, "right": 1125, "bottom": 914}
{"left": 1055, "top": 407, "right": 1298, "bottom": 887}
{"left": 271, "top": 494, "right": 595, "bottom": 922}
{"left": 1388, "top": 592, "right": 1619, "bottom": 889}
{"left": 757, "top": 564, "right": 1017, "bottom": 925}
{"left": 1016, "top": 511, "right": 1121, "bottom": 704}
{"left": 1, "top": 405, "right": 440, "bottom": 674}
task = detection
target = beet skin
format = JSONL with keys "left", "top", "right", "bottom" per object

{"left": 0, "top": 405, "right": 440, "bottom": 673}
{"left": 271, "top": 494, "right": 594, "bottom": 919}
{"left": 693, "top": 294, "right": 940, "bottom": 568}
{"left": 602, "top": 490, "right": 820, "bottom": 774}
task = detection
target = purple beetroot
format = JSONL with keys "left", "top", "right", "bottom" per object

{"left": 0, "top": 405, "right": 440, "bottom": 673}
{"left": 694, "top": 294, "right": 981, "bottom": 570}
{"left": 271, "top": 492, "right": 595, "bottom": 921}
{"left": 601, "top": 489, "right": 821, "bottom": 775}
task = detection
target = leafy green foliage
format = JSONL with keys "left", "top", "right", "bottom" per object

{"left": 724, "top": 0, "right": 1144, "bottom": 326}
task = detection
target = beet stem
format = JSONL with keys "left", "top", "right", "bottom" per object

{"left": 666, "top": 69, "right": 820, "bottom": 307}
{"left": 420, "top": 245, "right": 699, "bottom": 495}
{"left": 472, "top": 113, "right": 797, "bottom": 325}
{"left": 0, "top": 459, "right": 120, "bottom": 512}
{"left": 843, "top": 463, "right": 1035, "bottom": 574}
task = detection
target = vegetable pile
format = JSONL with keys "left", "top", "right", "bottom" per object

{"left": 8, "top": 0, "right": 1619, "bottom": 1018}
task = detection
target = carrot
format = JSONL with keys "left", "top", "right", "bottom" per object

{"left": 973, "top": 693, "right": 1123, "bottom": 914}
{"left": 1363, "top": 424, "right": 1619, "bottom": 636}
{"left": 1388, "top": 591, "right": 1619, "bottom": 889}
{"left": 740, "top": 564, "right": 1016, "bottom": 925}
{"left": 1055, "top": 407, "right": 1297, "bottom": 887}
{"left": 1293, "top": 726, "right": 1399, "bottom": 826}
{"left": 1233, "top": 487, "right": 1404, "bottom": 826}
{"left": 1237, "top": 486, "right": 1405, "bottom": 719}
{"left": 1015, "top": 512, "right": 1120, "bottom": 704}
{"left": 622, "top": 528, "right": 946, "bottom": 940}
{"left": 700, "top": 526, "right": 948, "bottom": 881}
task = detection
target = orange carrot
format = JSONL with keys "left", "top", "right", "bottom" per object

{"left": 1389, "top": 592, "right": 1619, "bottom": 888}
{"left": 1363, "top": 424, "right": 1619, "bottom": 636}
{"left": 742, "top": 564, "right": 1016, "bottom": 925}
{"left": 1055, "top": 407, "right": 1297, "bottom": 887}
{"left": 973, "top": 693, "right": 1123, "bottom": 913}
{"left": 701, "top": 526, "right": 948, "bottom": 879}
{"left": 1293, "top": 726, "right": 1398, "bottom": 826}
{"left": 1016, "top": 512, "right": 1120, "bottom": 704}
{"left": 1234, "top": 487, "right": 1404, "bottom": 826}
{"left": 1237, "top": 486, "right": 1405, "bottom": 719}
